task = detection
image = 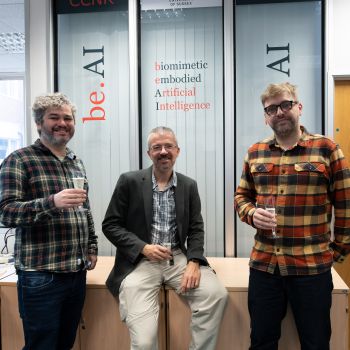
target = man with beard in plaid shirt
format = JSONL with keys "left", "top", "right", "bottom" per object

{"left": 235, "top": 82, "right": 350, "bottom": 350}
{"left": 0, "top": 93, "right": 98, "bottom": 350}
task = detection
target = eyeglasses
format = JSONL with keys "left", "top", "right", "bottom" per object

{"left": 264, "top": 100, "right": 298, "bottom": 117}
{"left": 149, "top": 144, "right": 178, "bottom": 152}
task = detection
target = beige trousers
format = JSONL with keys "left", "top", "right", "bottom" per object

{"left": 119, "top": 251, "right": 228, "bottom": 350}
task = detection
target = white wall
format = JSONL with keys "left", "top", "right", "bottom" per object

{"left": 331, "top": 0, "right": 350, "bottom": 75}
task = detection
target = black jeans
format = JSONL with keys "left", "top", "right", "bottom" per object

{"left": 248, "top": 267, "right": 333, "bottom": 350}
{"left": 17, "top": 269, "right": 86, "bottom": 350}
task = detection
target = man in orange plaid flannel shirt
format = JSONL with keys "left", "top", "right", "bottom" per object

{"left": 235, "top": 82, "right": 350, "bottom": 350}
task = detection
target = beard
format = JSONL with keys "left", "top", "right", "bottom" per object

{"left": 154, "top": 154, "right": 174, "bottom": 172}
{"left": 40, "top": 126, "right": 74, "bottom": 148}
{"left": 271, "top": 116, "right": 298, "bottom": 139}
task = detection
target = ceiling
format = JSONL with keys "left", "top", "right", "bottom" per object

{"left": 0, "top": 0, "right": 24, "bottom": 74}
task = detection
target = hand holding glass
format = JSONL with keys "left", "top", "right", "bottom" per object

{"left": 163, "top": 242, "right": 174, "bottom": 265}
{"left": 72, "top": 177, "right": 85, "bottom": 209}
{"left": 162, "top": 233, "right": 174, "bottom": 265}
{"left": 264, "top": 196, "right": 278, "bottom": 238}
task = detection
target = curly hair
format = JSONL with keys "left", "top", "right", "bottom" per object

{"left": 32, "top": 93, "right": 77, "bottom": 124}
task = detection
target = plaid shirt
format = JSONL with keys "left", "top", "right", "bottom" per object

{"left": 0, "top": 139, "right": 98, "bottom": 272}
{"left": 234, "top": 126, "right": 350, "bottom": 276}
{"left": 151, "top": 171, "right": 179, "bottom": 248}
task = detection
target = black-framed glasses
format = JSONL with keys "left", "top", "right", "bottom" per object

{"left": 149, "top": 144, "right": 178, "bottom": 152}
{"left": 264, "top": 100, "right": 298, "bottom": 117}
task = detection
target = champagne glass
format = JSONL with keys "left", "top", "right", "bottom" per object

{"left": 72, "top": 175, "right": 85, "bottom": 210}
{"left": 72, "top": 177, "right": 85, "bottom": 190}
{"left": 162, "top": 232, "right": 174, "bottom": 266}
{"left": 264, "top": 196, "right": 278, "bottom": 238}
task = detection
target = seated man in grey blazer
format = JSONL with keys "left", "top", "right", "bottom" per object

{"left": 102, "top": 126, "right": 227, "bottom": 350}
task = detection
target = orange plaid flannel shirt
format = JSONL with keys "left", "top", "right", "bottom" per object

{"left": 234, "top": 126, "right": 350, "bottom": 275}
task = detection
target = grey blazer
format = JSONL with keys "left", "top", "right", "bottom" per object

{"left": 102, "top": 166, "right": 208, "bottom": 296}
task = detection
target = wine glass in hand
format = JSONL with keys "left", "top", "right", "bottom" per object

{"left": 72, "top": 175, "right": 85, "bottom": 209}
{"left": 162, "top": 232, "right": 174, "bottom": 266}
{"left": 72, "top": 177, "right": 85, "bottom": 190}
{"left": 264, "top": 196, "right": 278, "bottom": 238}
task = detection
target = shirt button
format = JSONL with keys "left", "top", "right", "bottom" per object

{"left": 280, "top": 189, "right": 284, "bottom": 194}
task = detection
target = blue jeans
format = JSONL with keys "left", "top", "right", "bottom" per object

{"left": 248, "top": 267, "right": 333, "bottom": 350}
{"left": 17, "top": 269, "right": 87, "bottom": 350}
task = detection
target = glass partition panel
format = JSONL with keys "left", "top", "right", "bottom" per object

{"left": 235, "top": 0, "right": 323, "bottom": 256}
{"left": 0, "top": 0, "right": 25, "bottom": 248}
{"left": 140, "top": 0, "right": 224, "bottom": 256}
{"left": 55, "top": 0, "right": 129, "bottom": 255}
{"left": 0, "top": 79, "right": 24, "bottom": 164}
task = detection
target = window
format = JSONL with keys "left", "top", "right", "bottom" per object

{"left": 0, "top": 0, "right": 25, "bottom": 250}
{"left": 0, "top": 0, "right": 25, "bottom": 164}
{"left": 0, "top": 79, "right": 24, "bottom": 163}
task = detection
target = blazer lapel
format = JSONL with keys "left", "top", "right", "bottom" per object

{"left": 142, "top": 167, "right": 153, "bottom": 234}
{"left": 175, "top": 177, "right": 184, "bottom": 238}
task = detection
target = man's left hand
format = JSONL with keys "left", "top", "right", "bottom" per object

{"left": 180, "top": 260, "right": 201, "bottom": 293}
{"left": 87, "top": 254, "right": 97, "bottom": 270}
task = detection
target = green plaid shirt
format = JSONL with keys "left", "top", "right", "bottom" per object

{"left": 0, "top": 139, "right": 98, "bottom": 272}
{"left": 235, "top": 126, "right": 350, "bottom": 276}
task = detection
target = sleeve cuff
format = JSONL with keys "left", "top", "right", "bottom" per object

{"left": 248, "top": 207, "right": 257, "bottom": 227}
{"left": 88, "top": 243, "right": 98, "bottom": 255}
{"left": 333, "top": 251, "right": 346, "bottom": 263}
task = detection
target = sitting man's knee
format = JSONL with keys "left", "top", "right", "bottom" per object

{"left": 216, "top": 285, "right": 228, "bottom": 306}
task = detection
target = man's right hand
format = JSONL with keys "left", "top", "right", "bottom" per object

{"left": 252, "top": 207, "right": 277, "bottom": 230}
{"left": 53, "top": 189, "right": 86, "bottom": 209}
{"left": 142, "top": 244, "right": 172, "bottom": 261}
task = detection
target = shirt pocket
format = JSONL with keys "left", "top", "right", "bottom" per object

{"left": 294, "top": 162, "right": 328, "bottom": 179}
{"left": 294, "top": 162, "right": 329, "bottom": 197}
{"left": 251, "top": 163, "right": 274, "bottom": 174}
{"left": 251, "top": 163, "right": 274, "bottom": 186}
